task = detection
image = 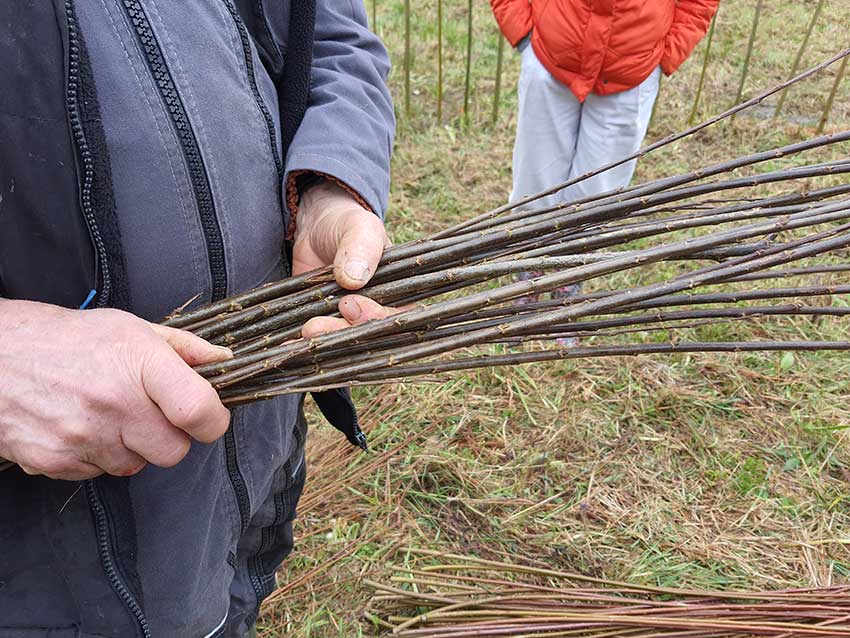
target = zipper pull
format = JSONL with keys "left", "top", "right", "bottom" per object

{"left": 79, "top": 289, "right": 97, "bottom": 310}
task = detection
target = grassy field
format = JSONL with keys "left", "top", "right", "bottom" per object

{"left": 259, "top": 1, "right": 850, "bottom": 635}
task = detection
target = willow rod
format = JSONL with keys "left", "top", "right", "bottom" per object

{"left": 688, "top": 10, "right": 718, "bottom": 125}
{"left": 209, "top": 187, "right": 850, "bottom": 350}
{"left": 190, "top": 158, "right": 850, "bottom": 345}
{"left": 367, "top": 550, "right": 850, "bottom": 638}
{"left": 404, "top": 0, "right": 411, "bottom": 119}
{"left": 733, "top": 0, "right": 763, "bottom": 110}
{"left": 210, "top": 220, "right": 850, "bottom": 395}
{"left": 774, "top": 0, "right": 824, "bottom": 118}
{"left": 818, "top": 54, "right": 849, "bottom": 135}
{"left": 436, "top": 47, "right": 850, "bottom": 238}
{"left": 200, "top": 208, "right": 848, "bottom": 386}
{"left": 463, "top": 0, "right": 473, "bottom": 127}
{"left": 447, "top": 135, "right": 850, "bottom": 238}
{"left": 445, "top": 283, "right": 850, "bottom": 327}
{"left": 436, "top": 0, "right": 443, "bottom": 124}
{"left": 492, "top": 34, "right": 505, "bottom": 125}
{"left": 164, "top": 52, "right": 850, "bottom": 331}
{"left": 220, "top": 307, "right": 850, "bottom": 392}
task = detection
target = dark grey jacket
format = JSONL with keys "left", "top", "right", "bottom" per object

{"left": 0, "top": 1, "right": 393, "bottom": 636}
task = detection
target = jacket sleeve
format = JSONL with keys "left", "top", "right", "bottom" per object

{"left": 490, "top": 0, "right": 532, "bottom": 47}
{"left": 284, "top": 0, "right": 395, "bottom": 224}
{"left": 661, "top": 0, "right": 720, "bottom": 75}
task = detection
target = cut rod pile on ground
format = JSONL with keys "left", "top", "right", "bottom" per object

{"left": 159, "top": 49, "right": 850, "bottom": 407}
{"left": 365, "top": 549, "right": 850, "bottom": 637}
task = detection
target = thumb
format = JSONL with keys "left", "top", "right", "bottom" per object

{"left": 148, "top": 323, "right": 233, "bottom": 366}
{"left": 333, "top": 211, "right": 388, "bottom": 291}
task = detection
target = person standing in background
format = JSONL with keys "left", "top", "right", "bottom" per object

{"left": 491, "top": 0, "right": 720, "bottom": 317}
{"left": 492, "top": 0, "right": 720, "bottom": 208}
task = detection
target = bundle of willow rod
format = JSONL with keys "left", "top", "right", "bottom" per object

{"left": 0, "top": 53, "right": 847, "bottom": 475}
{"left": 161, "top": 49, "right": 850, "bottom": 406}
{"left": 365, "top": 549, "right": 850, "bottom": 637}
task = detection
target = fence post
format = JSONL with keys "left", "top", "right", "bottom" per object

{"left": 463, "top": 0, "right": 474, "bottom": 127}
{"left": 733, "top": 0, "right": 763, "bottom": 111}
{"left": 492, "top": 34, "right": 505, "bottom": 126}
{"left": 437, "top": 0, "right": 443, "bottom": 125}
{"left": 774, "top": 0, "right": 825, "bottom": 118}
{"left": 404, "top": 0, "right": 411, "bottom": 119}
{"left": 688, "top": 11, "right": 718, "bottom": 126}
{"left": 817, "top": 54, "right": 849, "bottom": 134}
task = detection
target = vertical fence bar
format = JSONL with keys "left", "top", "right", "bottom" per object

{"left": 733, "top": 0, "right": 763, "bottom": 110}
{"left": 774, "top": 0, "right": 824, "bottom": 118}
{"left": 463, "top": 0, "right": 474, "bottom": 126}
{"left": 372, "top": 0, "right": 377, "bottom": 32}
{"left": 817, "top": 54, "right": 849, "bottom": 134}
{"left": 492, "top": 34, "right": 505, "bottom": 126}
{"left": 437, "top": 0, "right": 443, "bottom": 124}
{"left": 688, "top": 11, "right": 718, "bottom": 125}
{"left": 404, "top": 0, "right": 411, "bottom": 119}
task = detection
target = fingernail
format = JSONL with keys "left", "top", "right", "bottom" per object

{"left": 343, "top": 297, "right": 362, "bottom": 321}
{"left": 215, "top": 346, "right": 233, "bottom": 358}
{"left": 344, "top": 259, "right": 371, "bottom": 282}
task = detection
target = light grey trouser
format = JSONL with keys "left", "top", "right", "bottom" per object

{"left": 510, "top": 43, "right": 661, "bottom": 209}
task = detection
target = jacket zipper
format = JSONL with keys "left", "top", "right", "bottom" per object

{"left": 220, "top": 0, "right": 283, "bottom": 177}
{"left": 121, "top": 0, "right": 228, "bottom": 301}
{"left": 65, "top": 0, "right": 112, "bottom": 308}
{"left": 225, "top": 428, "right": 252, "bottom": 533}
{"left": 67, "top": 5, "right": 147, "bottom": 635}
{"left": 85, "top": 481, "right": 151, "bottom": 638}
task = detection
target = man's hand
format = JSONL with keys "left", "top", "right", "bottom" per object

{"left": 293, "top": 180, "right": 398, "bottom": 337}
{"left": 0, "top": 300, "right": 232, "bottom": 480}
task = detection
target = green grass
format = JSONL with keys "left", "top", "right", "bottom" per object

{"left": 258, "top": 1, "right": 850, "bottom": 635}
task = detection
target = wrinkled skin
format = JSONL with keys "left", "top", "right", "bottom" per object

{"left": 0, "top": 302, "right": 232, "bottom": 480}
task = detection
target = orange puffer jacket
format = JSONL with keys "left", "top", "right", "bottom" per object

{"left": 491, "top": 0, "right": 719, "bottom": 102}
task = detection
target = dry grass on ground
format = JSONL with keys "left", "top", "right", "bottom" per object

{"left": 259, "top": 2, "right": 850, "bottom": 635}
